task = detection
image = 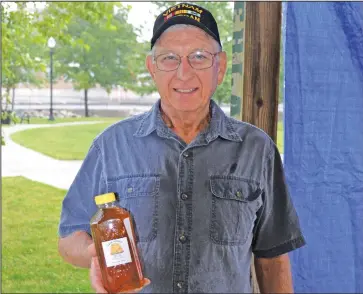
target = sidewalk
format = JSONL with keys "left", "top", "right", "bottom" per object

{"left": 1, "top": 122, "right": 103, "bottom": 190}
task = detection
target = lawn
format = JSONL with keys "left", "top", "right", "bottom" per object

{"left": 11, "top": 120, "right": 120, "bottom": 160}
{"left": 1, "top": 177, "right": 92, "bottom": 293}
{"left": 277, "top": 121, "right": 284, "bottom": 154}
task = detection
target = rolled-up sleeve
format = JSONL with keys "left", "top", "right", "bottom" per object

{"left": 58, "top": 142, "right": 107, "bottom": 238}
{"left": 252, "top": 143, "right": 306, "bottom": 258}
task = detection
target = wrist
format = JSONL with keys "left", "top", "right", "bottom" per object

{"left": 84, "top": 238, "right": 94, "bottom": 268}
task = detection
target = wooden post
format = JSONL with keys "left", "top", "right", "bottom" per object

{"left": 242, "top": 2, "right": 282, "bottom": 141}
{"left": 232, "top": 2, "right": 282, "bottom": 293}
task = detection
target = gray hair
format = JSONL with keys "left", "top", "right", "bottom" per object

{"left": 150, "top": 24, "right": 222, "bottom": 57}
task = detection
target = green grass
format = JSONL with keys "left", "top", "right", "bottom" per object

{"left": 277, "top": 121, "right": 284, "bottom": 154}
{"left": 2, "top": 177, "right": 93, "bottom": 293}
{"left": 11, "top": 121, "right": 119, "bottom": 160}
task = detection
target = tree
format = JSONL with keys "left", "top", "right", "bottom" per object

{"left": 151, "top": 1, "right": 234, "bottom": 105}
{"left": 1, "top": 2, "right": 48, "bottom": 144}
{"left": 123, "top": 40, "right": 158, "bottom": 95}
{"left": 2, "top": 3, "right": 47, "bottom": 110}
{"left": 36, "top": 2, "right": 144, "bottom": 116}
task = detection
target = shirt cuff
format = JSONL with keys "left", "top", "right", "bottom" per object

{"left": 253, "top": 235, "right": 306, "bottom": 258}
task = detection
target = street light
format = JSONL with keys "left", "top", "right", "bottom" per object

{"left": 47, "top": 37, "right": 56, "bottom": 121}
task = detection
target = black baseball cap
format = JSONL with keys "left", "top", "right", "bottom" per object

{"left": 151, "top": 3, "right": 221, "bottom": 49}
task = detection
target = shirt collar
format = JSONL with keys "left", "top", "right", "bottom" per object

{"left": 134, "top": 99, "right": 242, "bottom": 143}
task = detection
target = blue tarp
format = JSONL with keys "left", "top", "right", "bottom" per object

{"left": 284, "top": 2, "right": 363, "bottom": 292}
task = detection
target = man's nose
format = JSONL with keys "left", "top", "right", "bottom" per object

{"left": 176, "top": 57, "right": 194, "bottom": 80}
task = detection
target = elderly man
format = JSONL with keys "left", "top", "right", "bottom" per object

{"left": 58, "top": 3, "right": 305, "bottom": 293}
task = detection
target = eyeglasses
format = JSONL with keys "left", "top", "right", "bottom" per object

{"left": 153, "top": 50, "right": 220, "bottom": 72}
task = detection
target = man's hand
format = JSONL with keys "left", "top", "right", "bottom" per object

{"left": 88, "top": 243, "right": 151, "bottom": 293}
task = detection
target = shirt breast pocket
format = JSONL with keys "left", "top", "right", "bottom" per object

{"left": 107, "top": 175, "right": 160, "bottom": 242}
{"left": 209, "top": 177, "right": 263, "bottom": 246}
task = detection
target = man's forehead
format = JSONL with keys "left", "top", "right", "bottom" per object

{"left": 154, "top": 47, "right": 210, "bottom": 55}
{"left": 155, "top": 42, "right": 215, "bottom": 55}
{"left": 157, "top": 26, "right": 214, "bottom": 45}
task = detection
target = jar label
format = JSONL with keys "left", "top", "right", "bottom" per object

{"left": 102, "top": 237, "right": 132, "bottom": 267}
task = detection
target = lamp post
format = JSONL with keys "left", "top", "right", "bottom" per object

{"left": 47, "top": 37, "right": 56, "bottom": 121}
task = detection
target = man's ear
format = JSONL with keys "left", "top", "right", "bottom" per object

{"left": 146, "top": 55, "right": 156, "bottom": 80}
{"left": 217, "top": 51, "right": 227, "bottom": 85}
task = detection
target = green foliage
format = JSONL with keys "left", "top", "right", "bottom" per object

{"left": 2, "top": 3, "right": 47, "bottom": 91}
{"left": 151, "top": 2, "right": 233, "bottom": 104}
{"left": 1, "top": 3, "right": 46, "bottom": 143}
{"left": 124, "top": 41, "right": 158, "bottom": 95}
{"left": 44, "top": 3, "right": 139, "bottom": 93}
{"left": 35, "top": 2, "right": 120, "bottom": 44}
{"left": 34, "top": 2, "right": 148, "bottom": 114}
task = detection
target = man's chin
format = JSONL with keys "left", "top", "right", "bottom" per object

{"left": 171, "top": 99, "right": 208, "bottom": 111}
{"left": 161, "top": 96, "right": 210, "bottom": 114}
{"left": 171, "top": 103, "right": 204, "bottom": 113}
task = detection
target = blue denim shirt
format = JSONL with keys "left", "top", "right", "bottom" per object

{"left": 59, "top": 99, "right": 305, "bottom": 293}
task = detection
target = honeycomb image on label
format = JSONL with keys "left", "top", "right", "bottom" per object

{"left": 110, "top": 242, "right": 124, "bottom": 255}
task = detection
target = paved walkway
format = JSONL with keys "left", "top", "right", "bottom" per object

{"left": 2, "top": 122, "right": 104, "bottom": 190}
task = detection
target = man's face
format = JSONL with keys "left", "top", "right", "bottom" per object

{"left": 146, "top": 26, "right": 227, "bottom": 114}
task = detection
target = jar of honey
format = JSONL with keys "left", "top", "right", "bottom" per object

{"left": 90, "top": 192, "right": 148, "bottom": 293}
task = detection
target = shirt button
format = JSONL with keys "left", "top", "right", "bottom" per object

{"left": 176, "top": 281, "right": 184, "bottom": 289}
{"left": 183, "top": 152, "right": 189, "bottom": 158}
{"left": 179, "top": 234, "right": 187, "bottom": 243}
{"left": 181, "top": 193, "right": 189, "bottom": 200}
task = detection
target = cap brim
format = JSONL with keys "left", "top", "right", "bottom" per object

{"left": 151, "top": 16, "right": 220, "bottom": 49}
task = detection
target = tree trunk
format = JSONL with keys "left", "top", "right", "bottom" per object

{"left": 4, "top": 87, "right": 10, "bottom": 111}
{"left": 84, "top": 88, "right": 89, "bottom": 117}
{"left": 11, "top": 88, "right": 16, "bottom": 111}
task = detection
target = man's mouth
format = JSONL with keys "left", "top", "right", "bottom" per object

{"left": 174, "top": 88, "right": 198, "bottom": 93}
